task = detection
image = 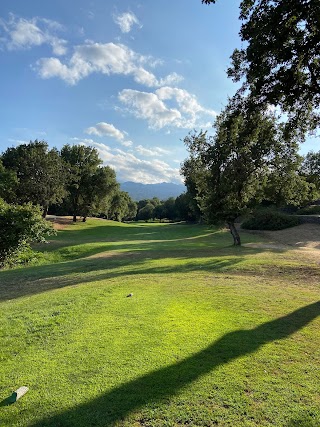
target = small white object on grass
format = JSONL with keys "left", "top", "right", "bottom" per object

{"left": 11, "top": 386, "right": 29, "bottom": 402}
{"left": 126, "top": 293, "right": 133, "bottom": 297}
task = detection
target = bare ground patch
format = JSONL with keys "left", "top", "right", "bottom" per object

{"left": 242, "top": 223, "right": 320, "bottom": 264}
{"left": 46, "top": 215, "right": 75, "bottom": 230}
{"left": 242, "top": 223, "right": 320, "bottom": 248}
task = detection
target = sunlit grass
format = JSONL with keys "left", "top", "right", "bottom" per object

{"left": 0, "top": 219, "right": 319, "bottom": 426}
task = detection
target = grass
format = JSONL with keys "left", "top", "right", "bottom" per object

{"left": 0, "top": 219, "right": 319, "bottom": 427}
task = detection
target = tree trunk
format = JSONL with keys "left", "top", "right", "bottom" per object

{"left": 227, "top": 221, "right": 241, "bottom": 246}
{"left": 82, "top": 216, "right": 87, "bottom": 222}
{"left": 42, "top": 205, "right": 48, "bottom": 218}
{"left": 73, "top": 214, "right": 77, "bottom": 222}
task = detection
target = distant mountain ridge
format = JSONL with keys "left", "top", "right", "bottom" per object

{"left": 120, "top": 181, "right": 186, "bottom": 201}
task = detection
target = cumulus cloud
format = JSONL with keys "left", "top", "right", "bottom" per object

{"left": 119, "top": 89, "right": 181, "bottom": 129}
{"left": 113, "top": 12, "right": 141, "bottom": 33}
{"left": 135, "top": 145, "right": 171, "bottom": 157}
{"left": 36, "top": 42, "right": 183, "bottom": 86}
{"left": 118, "top": 87, "right": 217, "bottom": 129}
{"left": 85, "top": 122, "right": 133, "bottom": 147}
{"left": 0, "top": 14, "right": 67, "bottom": 55}
{"left": 77, "top": 139, "right": 182, "bottom": 184}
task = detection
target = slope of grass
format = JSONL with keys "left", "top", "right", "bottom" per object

{"left": 0, "top": 219, "right": 319, "bottom": 427}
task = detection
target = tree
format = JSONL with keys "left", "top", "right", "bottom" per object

{"left": 153, "top": 203, "right": 166, "bottom": 222}
{"left": 182, "top": 100, "right": 301, "bottom": 245}
{"left": 108, "top": 191, "right": 137, "bottom": 222}
{"left": 61, "top": 144, "right": 118, "bottom": 222}
{"left": 203, "top": 0, "right": 320, "bottom": 136}
{"left": 175, "top": 192, "right": 201, "bottom": 222}
{"left": 136, "top": 203, "right": 154, "bottom": 221}
{"left": 263, "top": 145, "right": 315, "bottom": 207}
{"left": 1, "top": 141, "right": 66, "bottom": 216}
{"left": 0, "top": 160, "right": 18, "bottom": 203}
{"left": 300, "top": 151, "right": 320, "bottom": 193}
{"left": 80, "top": 166, "right": 118, "bottom": 222}
{"left": 162, "top": 197, "right": 177, "bottom": 221}
{"left": 0, "top": 199, "right": 54, "bottom": 267}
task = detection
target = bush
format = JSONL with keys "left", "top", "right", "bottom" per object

{"left": 0, "top": 199, "right": 55, "bottom": 267}
{"left": 296, "top": 205, "right": 320, "bottom": 215}
{"left": 241, "top": 208, "right": 300, "bottom": 230}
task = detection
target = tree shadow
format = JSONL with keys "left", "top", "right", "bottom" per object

{"left": 0, "top": 248, "right": 246, "bottom": 302}
{"left": 28, "top": 301, "right": 320, "bottom": 427}
{"left": 286, "top": 415, "right": 320, "bottom": 427}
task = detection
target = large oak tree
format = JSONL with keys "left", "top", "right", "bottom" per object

{"left": 182, "top": 99, "right": 308, "bottom": 245}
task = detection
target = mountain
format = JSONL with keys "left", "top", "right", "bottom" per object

{"left": 120, "top": 182, "right": 186, "bottom": 201}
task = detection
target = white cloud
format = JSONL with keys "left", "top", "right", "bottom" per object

{"left": 86, "top": 122, "right": 125, "bottom": 139}
{"left": 36, "top": 42, "right": 183, "bottom": 86}
{"left": 51, "top": 38, "right": 68, "bottom": 55}
{"left": 135, "top": 145, "right": 170, "bottom": 157}
{"left": 0, "top": 14, "right": 67, "bottom": 55}
{"left": 118, "top": 87, "right": 217, "bottom": 129}
{"left": 119, "top": 89, "right": 181, "bottom": 129}
{"left": 77, "top": 139, "right": 182, "bottom": 184}
{"left": 122, "top": 140, "right": 133, "bottom": 147}
{"left": 85, "top": 122, "right": 132, "bottom": 146}
{"left": 113, "top": 12, "right": 141, "bottom": 33}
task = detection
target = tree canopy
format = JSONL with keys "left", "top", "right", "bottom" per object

{"left": 203, "top": 0, "right": 320, "bottom": 136}
{"left": 1, "top": 141, "right": 66, "bottom": 216}
{"left": 0, "top": 199, "right": 54, "bottom": 267}
{"left": 61, "top": 144, "right": 118, "bottom": 222}
{"left": 182, "top": 99, "right": 308, "bottom": 245}
{"left": 300, "top": 150, "right": 320, "bottom": 193}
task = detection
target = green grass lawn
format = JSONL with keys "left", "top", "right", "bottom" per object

{"left": 0, "top": 219, "right": 319, "bottom": 427}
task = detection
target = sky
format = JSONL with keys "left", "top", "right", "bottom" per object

{"left": 1, "top": 1, "right": 319, "bottom": 184}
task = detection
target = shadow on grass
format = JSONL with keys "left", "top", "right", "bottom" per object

{"left": 286, "top": 415, "right": 320, "bottom": 427}
{"left": 44, "top": 222, "right": 218, "bottom": 251}
{"left": 0, "top": 249, "right": 245, "bottom": 302}
{"left": 0, "top": 221, "right": 281, "bottom": 302}
{"left": 0, "top": 396, "right": 14, "bottom": 407}
{"left": 29, "top": 301, "right": 320, "bottom": 427}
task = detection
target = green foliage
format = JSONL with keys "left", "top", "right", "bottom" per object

{"left": 0, "top": 160, "right": 18, "bottom": 203}
{"left": 182, "top": 101, "right": 285, "bottom": 244}
{"left": 174, "top": 192, "right": 199, "bottom": 221}
{"left": 300, "top": 151, "right": 320, "bottom": 192}
{"left": 182, "top": 96, "right": 311, "bottom": 244}
{"left": 136, "top": 202, "right": 155, "bottom": 221}
{"left": 107, "top": 191, "right": 137, "bottom": 221}
{"left": 242, "top": 208, "right": 300, "bottom": 231}
{"left": 296, "top": 205, "right": 320, "bottom": 215}
{"left": 61, "top": 145, "right": 118, "bottom": 221}
{"left": 1, "top": 140, "right": 66, "bottom": 215}
{"left": 225, "top": 0, "right": 320, "bottom": 136}
{"left": 263, "top": 145, "right": 315, "bottom": 207}
{"left": 0, "top": 199, "right": 55, "bottom": 267}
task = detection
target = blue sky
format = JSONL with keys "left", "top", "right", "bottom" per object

{"left": 1, "top": 1, "right": 318, "bottom": 184}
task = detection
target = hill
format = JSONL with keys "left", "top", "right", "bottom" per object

{"left": 120, "top": 181, "right": 186, "bottom": 201}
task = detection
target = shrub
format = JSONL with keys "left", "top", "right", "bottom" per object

{"left": 296, "top": 205, "right": 320, "bottom": 215}
{"left": 0, "top": 199, "right": 55, "bottom": 267}
{"left": 241, "top": 208, "right": 300, "bottom": 230}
